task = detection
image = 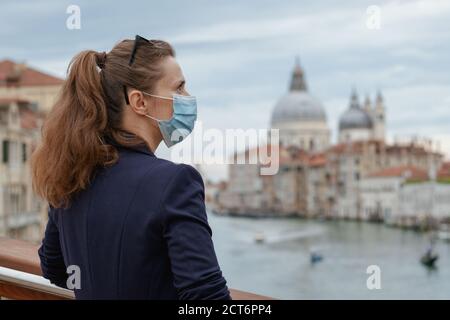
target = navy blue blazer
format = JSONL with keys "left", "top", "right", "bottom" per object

{"left": 38, "top": 138, "right": 231, "bottom": 300}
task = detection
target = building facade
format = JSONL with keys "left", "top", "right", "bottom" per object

{"left": 0, "top": 59, "right": 63, "bottom": 242}
{"left": 216, "top": 58, "right": 448, "bottom": 227}
{"left": 361, "top": 165, "right": 450, "bottom": 227}
{"left": 0, "top": 98, "right": 44, "bottom": 241}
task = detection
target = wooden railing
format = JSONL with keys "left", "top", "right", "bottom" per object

{"left": 0, "top": 237, "right": 272, "bottom": 300}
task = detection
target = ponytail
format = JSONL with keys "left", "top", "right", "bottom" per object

{"left": 31, "top": 50, "right": 117, "bottom": 208}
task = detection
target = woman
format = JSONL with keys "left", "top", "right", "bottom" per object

{"left": 32, "top": 35, "right": 231, "bottom": 300}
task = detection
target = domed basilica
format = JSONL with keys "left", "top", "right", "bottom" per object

{"left": 270, "top": 59, "right": 386, "bottom": 150}
{"left": 270, "top": 59, "right": 330, "bottom": 152}
{"left": 338, "top": 89, "right": 385, "bottom": 143}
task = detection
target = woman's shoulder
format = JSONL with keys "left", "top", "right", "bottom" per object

{"left": 148, "top": 159, "right": 204, "bottom": 190}
{"left": 120, "top": 146, "right": 203, "bottom": 188}
{"left": 136, "top": 160, "right": 206, "bottom": 216}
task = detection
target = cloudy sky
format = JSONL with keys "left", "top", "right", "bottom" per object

{"left": 2, "top": 0, "right": 449, "bottom": 180}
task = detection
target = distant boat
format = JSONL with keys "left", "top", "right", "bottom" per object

{"left": 420, "top": 246, "right": 439, "bottom": 268}
{"left": 421, "top": 253, "right": 439, "bottom": 267}
{"left": 310, "top": 252, "right": 323, "bottom": 264}
{"left": 254, "top": 232, "right": 265, "bottom": 243}
{"left": 310, "top": 247, "right": 324, "bottom": 264}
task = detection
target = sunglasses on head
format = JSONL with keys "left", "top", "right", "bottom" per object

{"left": 123, "top": 35, "right": 151, "bottom": 105}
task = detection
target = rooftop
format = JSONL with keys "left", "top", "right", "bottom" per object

{"left": 0, "top": 59, "right": 64, "bottom": 87}
{"left": 368, "top": 165, "right": 428, "bottom": 181}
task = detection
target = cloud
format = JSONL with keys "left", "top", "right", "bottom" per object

{"left": 2, "top": 0, "right": 449, "bottom": 181}
{"left": 170, "top": 0, "right": 450, "bottom": 52}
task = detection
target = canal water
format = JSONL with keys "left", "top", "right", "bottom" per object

{"left": 208, "top": 212, "right": 450, "bottom": 299}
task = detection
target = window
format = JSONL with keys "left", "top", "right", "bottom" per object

{"left": 6, "top": 141, "right": 22, "bottom": 169}
{"left": 10, "top": 193, "right": 20, "bottom": 214}
{"left": 0, "top": 109, "right": 8, "bottom": 125}
{"left": 12, "top": 109, "right": 19, "bottom": 125}
{"left": 2, "top": 140, "right": 9, "bottom": 164}
{"left": 22, "top": 143, "right": 27, "bottom": 162}
{"left": 29, "top": 102, "right": 39, "bottom": 112}
{"left": 4, "top": 184, "right": 27, "bottom": 214}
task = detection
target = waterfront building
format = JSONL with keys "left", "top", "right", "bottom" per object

{"left": 360, "top": 163, "right": 450, "bottom": 226}
{"left": 0, "top": 59, "right": 63, "bottom": 114}
{"left": 0, "top": 98, "right": 44, "bottom": 241}
{"left": 360, "top": 165, "right": 428, "bottom": 223}
{"left": 324, "top": 139, "right": 443, "bottom": 219}
{"left": 0, "top": 59, "right": 63, "bottom": 242}
{"left": 216, "top": 58, "right": 446, "bottom": 226}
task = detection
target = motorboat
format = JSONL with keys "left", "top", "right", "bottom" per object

{"left": 254, "top": 232, "right": 265, "bottom": 243}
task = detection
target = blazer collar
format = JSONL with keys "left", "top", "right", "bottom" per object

{"left": 104, "top": 134, "right": 156, "bottom": 158}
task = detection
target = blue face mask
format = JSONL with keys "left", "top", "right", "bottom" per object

{"left": 143, "top": 92, "right": 197, "bottom": 148}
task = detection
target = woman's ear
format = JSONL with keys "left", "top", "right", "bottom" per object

{"left": 128, "top": 89, "right": 148, "bottom": 116}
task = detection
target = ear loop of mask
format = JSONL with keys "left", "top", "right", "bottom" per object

{"left": 142, "top": 92, "right": 174, "bottom": 122}
{"left": 143, "top": 92, "right": 174, "bottom": 101}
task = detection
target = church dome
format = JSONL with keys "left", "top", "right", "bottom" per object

{"left": 271, "top": 61, "right": 327, "bottom": 125}
{"left": 339, "top": 91, "right": 373, "bottom": 130}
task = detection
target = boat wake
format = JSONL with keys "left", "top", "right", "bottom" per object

{"left": 252, "top": 227, "right": 325, "bottom": 244}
